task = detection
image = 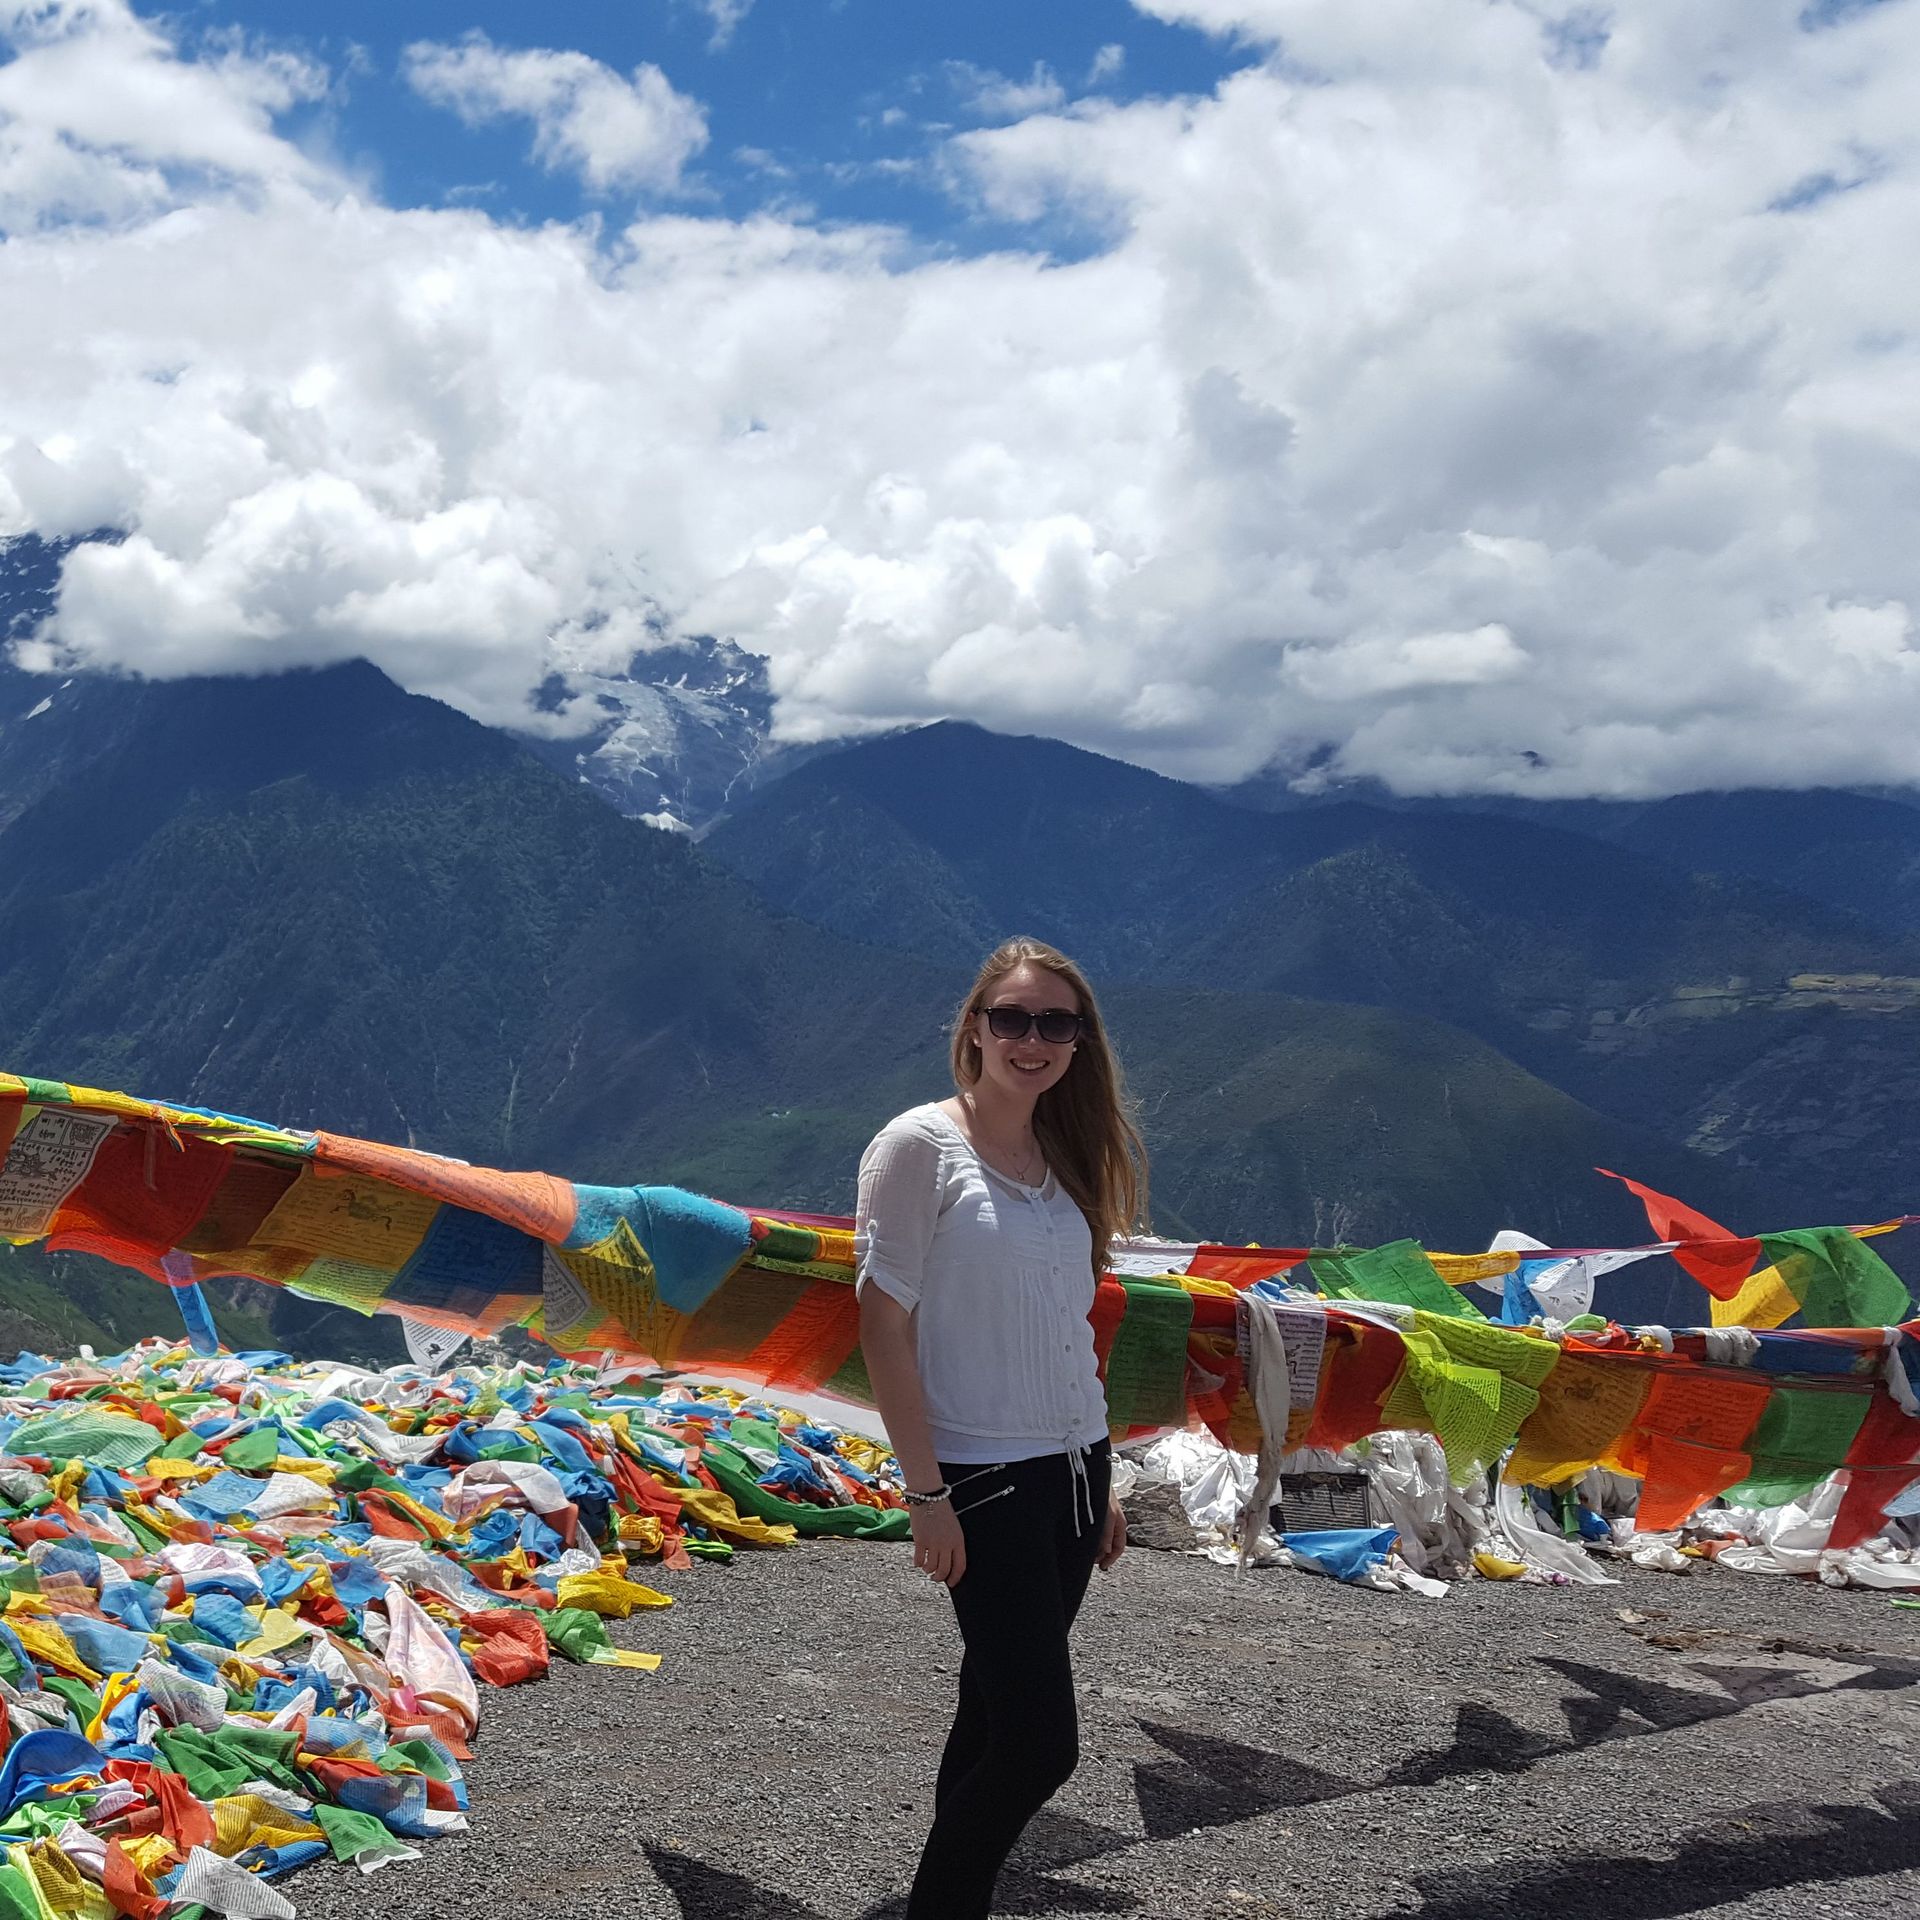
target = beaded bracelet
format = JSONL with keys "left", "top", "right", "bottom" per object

{"left": 901, "top": 1483, "right": 952, "bottom": 1506}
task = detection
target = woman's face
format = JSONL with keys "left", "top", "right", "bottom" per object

{"left": 972, "top": 961, "right": 1082, "bottom": 1104}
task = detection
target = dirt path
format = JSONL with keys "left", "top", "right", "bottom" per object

{"left": 292, "top": 1540, "right": 1919, "bottom": 1919}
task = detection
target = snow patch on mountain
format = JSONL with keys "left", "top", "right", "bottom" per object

{"left": 516, "top": 635, "right": 811, "bottom": 833}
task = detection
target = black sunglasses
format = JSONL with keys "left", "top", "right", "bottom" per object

{"left": 980, "top": 1005, "right": 1086, "bottom": 1045}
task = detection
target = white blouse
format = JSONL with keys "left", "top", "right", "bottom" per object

{"left": 854, "top": 1103, "right": 1110, "bottom": 1465}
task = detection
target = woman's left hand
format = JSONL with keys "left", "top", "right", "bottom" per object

{"left": 1096, "top": 1486, "right": 1127, "bottom": 1571}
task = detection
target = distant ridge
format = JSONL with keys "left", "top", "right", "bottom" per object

{"left": 707, "top": 720, "right": 1920, "bottom": 1238}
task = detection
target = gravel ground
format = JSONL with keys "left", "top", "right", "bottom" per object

{"left": 291, "top": 1535, "right": 1919, "bottom": 1920}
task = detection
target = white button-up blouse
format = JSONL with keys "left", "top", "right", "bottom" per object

{"left": 854, "top": 1103, "right": 1110, "bottom": 1465}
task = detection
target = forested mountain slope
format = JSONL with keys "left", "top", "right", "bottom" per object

{"left": 0, "top": 664, "right": 1755, "bottom": 1347}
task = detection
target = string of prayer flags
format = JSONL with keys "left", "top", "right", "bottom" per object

{"left": 4, "top": 1072, "right": 1919, "bottom": 1549}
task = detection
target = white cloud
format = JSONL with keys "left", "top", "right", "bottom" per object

{"left": 1282, "top": 626, "right": 1527, "bottom": 702}
{"left": 734, "top": 145, "right": 791, "bottom": 180}
{"left": 403, "top": 33, "right": 707, "bottom": 194}
{"left": 699, "top": 0, "right": 754, "bottom": 52}
{"left": 946, "top": 60, "right": 1067, "bottom": 123}
{"left": 1087, "top": 44, "right": 1127, "bottom": 87}
{"left": 5, "top": 0, "right": 1920, "bottom": 798}
{"left": 0, "top": 0, "right": 326, "bottom": 226}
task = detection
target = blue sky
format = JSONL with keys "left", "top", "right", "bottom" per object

{"left": 209, "top": 0, "right": 1247, "bottom": 249}
{"left": 4, "top": 1, "right": 1919, "bottom": 797}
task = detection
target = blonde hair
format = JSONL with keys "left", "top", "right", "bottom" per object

{"left": 950, "top": 935, "right": 1149, "bottom": 1277}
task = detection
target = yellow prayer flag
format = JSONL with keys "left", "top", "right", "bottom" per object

{"left": 1430, "top": 1252, "right": 1522, "bottom": 1288}
{"left": 675, "top": 1486, "right": 799, "bottom": 1547}
{"left": 142, "top": 1457, "right": 212, "bottom": 1482}
{"left": 1711, "top": 1262, "right": 1797, "bottom": 1330}
{"left": 21, "top": 1838, "right": 113, "bottom": 1920}
{"left": 86, "top": 1670, "right": 144, "bottom": 1746}
{"left": 7, "top": 1616, "right": 99, "bottom": 1683}
{"left": 588, "top": 1647, "right": 664, "bottom": 1670}
{"left": 554, "top": 1570, "right": 675, "bottom": 1617}
{"left": 1508, "top": 1352, "right": 1653, "bottom": 1486}
{"left": 615, "top": 1513, "right": 666, "bottom": 1556}
{"left": 209, "top": 1794, "right": 324, "bottom": 1858}
{"left": 237, "top": 1605, "right": 311, "bottom": 1659}
{"left": 256, "top": 1169, "right": 439, "bottom": 1270}
{"left": 268, "top": 1456, "right": 337, "bottom": 1483}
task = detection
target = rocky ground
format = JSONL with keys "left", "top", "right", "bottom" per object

{"left": 291, "top": 1534, "right": 1918, "bottom": 1920}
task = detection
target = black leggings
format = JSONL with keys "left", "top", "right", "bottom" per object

{"left": 906, "top": 1440, "right": 1112, "bottom": 1920}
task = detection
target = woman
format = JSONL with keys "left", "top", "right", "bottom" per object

{"left": 856, "top": 935, "right": 1148, "bottom": 1920}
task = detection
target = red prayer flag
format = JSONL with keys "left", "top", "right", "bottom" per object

{"left": 1598, "top": 1169, "right": 1760, "bottom": 1298}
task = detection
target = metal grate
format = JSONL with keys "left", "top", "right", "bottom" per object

{"left": 1275, "top": 1470, "right": 1371, "bottom": 1534}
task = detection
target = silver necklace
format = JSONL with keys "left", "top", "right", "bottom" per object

{"left": 964, "top": 1094, "right": 1042, "bottom": 1184}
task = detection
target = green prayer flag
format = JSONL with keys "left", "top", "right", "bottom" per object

{"left": 821, "top": 1343, "right": 873, "bottom": 1406}
{"left": 1722, "top": 1384, "right": 1873, "bottom": 1507}
{"left": 1310, "top": 1240, "right": 1485, "bottom": 1321}
{"left": 332, "top": 1459, "right": 407, "bottom": 1495}
{"left": 117, "top": 1510, "right": 170, "bottom": 1552}
{"left": 542, "top": 1606, "right": 613, "bottom": 1664}
{"left": 156, "top": 1618, "right": 219, "bottom": 1650}
{"left": 0, "top": 1859, "right": 41, "bottom": 1920}
{"left": 154, "top": 1727, "right": 251, "bottom": 1801}
{"left": 217, "top": 1427, "right": 280, "bottom": 1471}
{"left": 154, "top": 1723, "right": 304, "bottom": 1799}
{"left": 728, "top": 1417, "right": 783, "bottom": 1458}
{"left": 217, "top": 1724, "right": 304, "bottom": 1791}
{"left": 1101, "top": 1278, "right": 1195, "bottom": 1431}
{"left": 315, "top": 1802, "right": 405, "bottom": 1863}
{"left": 380, "top": 1738, "right": 453, "bottom": 1783}
{"left": 1, "top": 1798, "right": 99, "bottom": 1841}
{"left": 700, "top": 1438, "right": 908, "bottom": 1539}
{"left": 1758, "top": 1228, "right": 1913, "bottom": 1329}
{"left": 41, "top": 1676, "right": 101, "bottom": 1728}
{"left": 1381, "top": 1312, "right": 1559, "bottom": 1480}
{"left": 7, "top": 1408, "right": 163, "bottom": 1470}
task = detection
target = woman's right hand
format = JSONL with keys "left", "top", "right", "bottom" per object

{"left": 910, "top": 1498, "right": 967, "bottom": 1587}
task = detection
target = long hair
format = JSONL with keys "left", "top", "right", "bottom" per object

{"left": 949, "top": 935, "right": 1148, "bottom": 1277}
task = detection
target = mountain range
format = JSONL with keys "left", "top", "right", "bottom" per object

{"left": 3, "top": 532, "right": 1918, "bottom": 1350}
{"left": 703, "top": 723, "right": 1920, "bottom": 1234}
